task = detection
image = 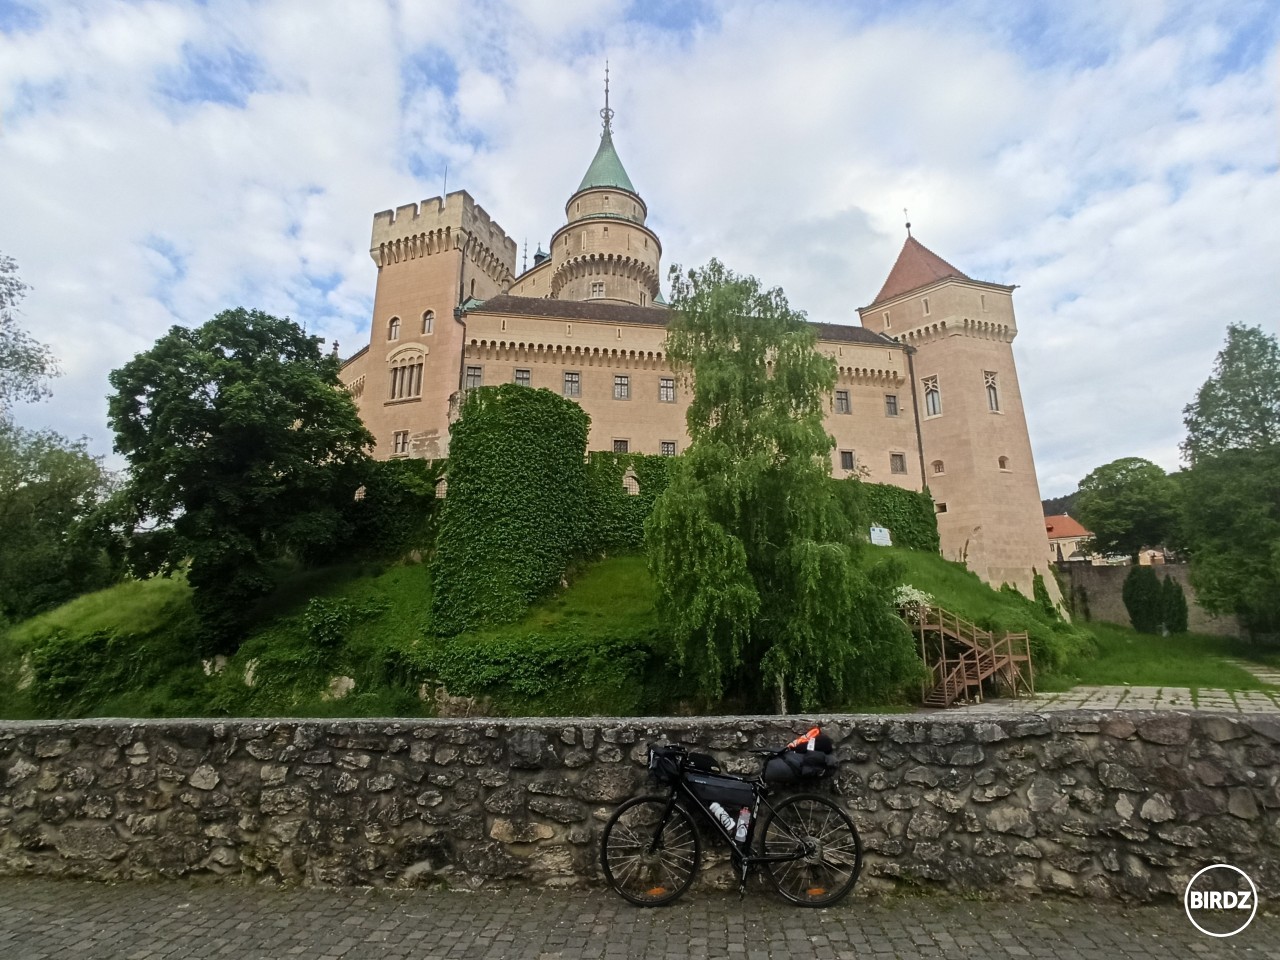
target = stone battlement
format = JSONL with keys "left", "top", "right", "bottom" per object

{"left": 370, "top": 190, "right": 516, "bottom": 271}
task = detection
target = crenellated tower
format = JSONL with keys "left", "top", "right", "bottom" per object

{"left": 859, "top": 230, "right": 1057, "bottom": 601}
{"left": 343, "top": 191, "right": 517, "bottom": 459}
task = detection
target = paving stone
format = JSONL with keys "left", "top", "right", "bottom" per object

{"left": 4, "top": 877, "right": 1277, "bottom": 960}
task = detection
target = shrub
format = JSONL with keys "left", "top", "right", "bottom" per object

{"left": 1161, "top": 575, "right": 1189, "bottom": 634}
{"left": 1122, "top": 565, "right": 1163, "bottom": 634}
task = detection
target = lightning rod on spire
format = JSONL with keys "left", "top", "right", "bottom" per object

{"left": 904, "top": 208, "right": 912, "bottom": 237}
{"left": 601, "top": 60, "right": 614, "bottom": 133}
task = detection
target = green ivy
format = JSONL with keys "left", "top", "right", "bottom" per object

{"left": 429, "top": 385, "right": 590, "bottom": 635}
{"left": 833, "top": 478, "right": 940, "bottom": 553}
{"left": 580, "top": 452, "right": 673, "bottom": 554}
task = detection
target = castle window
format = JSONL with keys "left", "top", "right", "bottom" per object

{"left": 985, "top": 371, "right": 1000, "bottom": 412}
{"left": 613, "top": 439, "right": 629, "bottom": 453}
{"left": 422, "top": 310, "right": 434, "bottom": 335}
{"left": 883, "top": 311, "right": 891, "bottom": 329}
{"left": 613, "top": 375, "right": 630, "bottom": 400}
{"left": 931, "top": 459, "right": 945, "bottom": 475}
{"left": 660, "top": 440, "right": 676, "bottom": 456}
{"left": 603, "top": 195, "right": 610, "bottom": 208}
{"left": 922, "top": 297, "right": 931, "bottom": 316}
{"left": 515, "top": 368, "right": 531, "bottom": 387}
{"left": 639, "top": 293, "right": 645, "bottom": 306}
{"left": 923, "top": 376, "right": 941, "bottom": 417}
{"left": 465, "top": 365, "right": 482, "bottom": 390}
{"left": 891, "top": 453, "right": 908, "bottom": 474}
{"left": 393, "top": 430, "right": 409, "bottom": 455}
{"left": 566, "top": 323, "right": 572, "bottom": 336}
{"left": 885, "top": 394, "right": 899, "bottom": 417}
{"left": 980, "top": 294, "right": 987, "bottom": 312}
{"left": 659, "top": 377, "right": 675, "bottom": 403}
{"left": 389, "top": 360, "right": 423, "bottom": 400}
{"left": 591, "top": 281, "right": 604, "bottom": 298}
{"left": 434, "top": 477, "right": 448, "bottom": 499}
{"left": 835, "top": 389, "right": 851, "bottom": 415}
{"left": 387, "top": 317, "right": 401, "bottom": 341}
{"left": 998, "top": 456, "right": 1010, "bottom": 471}
{"left": 603, "top": 226, "right": 609, "bottom": 237}
{"left": 839, "top": 450, "right": 855, "bottom": 471}
{"left": 622, "top": 471, "right": 640, "bottom": 495}
{"left": 563, "top": 371, "right": 581, "bottom": 397}
{"left": 936, "top": 502, "right": 948, "bottom": 514}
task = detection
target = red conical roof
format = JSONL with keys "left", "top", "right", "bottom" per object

{"left": 870, "top": 236, "right": 970, "bottom": 306}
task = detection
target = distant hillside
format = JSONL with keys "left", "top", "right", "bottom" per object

{"left": 1042, "top": 491, "right": 1079, "bottom": 517}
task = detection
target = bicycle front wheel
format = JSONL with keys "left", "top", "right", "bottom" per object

{"left": 759, "top": 793, "right": 862, "bottom": 906}
{"left": 600, "top": 795, "right": 701, "bottom": 907}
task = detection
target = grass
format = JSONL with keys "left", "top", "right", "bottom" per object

{"left": 1045, "top": 622, "right": 1270, "bottom": 692}
{"left": 4, "top": 545, "right": 1274, "bottom": 720}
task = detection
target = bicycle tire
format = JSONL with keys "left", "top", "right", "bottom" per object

{"left": 600, "top": 795, "right": 701, "bottom": 907}
{"left": 759, "top": 792, "right": 862, "bottom": 907}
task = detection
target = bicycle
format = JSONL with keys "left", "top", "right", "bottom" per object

{"left": 599, "top": 733, "right": 862, "bottom": 908}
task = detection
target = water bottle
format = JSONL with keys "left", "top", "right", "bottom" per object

{"left": 735, "top": 807, "right": 751, "bottom": 843}
{"left": 709, "top": 802, "right": 735, "bottom": 832}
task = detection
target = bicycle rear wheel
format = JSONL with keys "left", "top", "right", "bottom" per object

{"left": 759, "top": 793, "right": 861, "bottom": 906}
{"left": 600, "top": 795, "right": 701, "bottom": 907}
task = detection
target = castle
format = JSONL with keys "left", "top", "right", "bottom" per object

{"left": 338, "top": 93, "right": 1054, "bottom": 598}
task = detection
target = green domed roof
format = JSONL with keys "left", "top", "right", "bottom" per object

{"left": 576, "top": 127, "right": 636, "bottom": 195}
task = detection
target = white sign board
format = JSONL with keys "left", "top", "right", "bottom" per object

{"left": 869, "top": 525, "right": 892, "bottom": 547}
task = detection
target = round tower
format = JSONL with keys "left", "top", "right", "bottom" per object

{"left": 549, "top": 71, "right": 662, "bottom": 306}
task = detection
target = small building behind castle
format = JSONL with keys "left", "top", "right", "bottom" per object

{"left": 339, "top": 93, "right": 1054, "bottom": 598}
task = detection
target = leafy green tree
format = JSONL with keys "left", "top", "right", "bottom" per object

{"left": 1178, "top": 446, "right": 1279, "bottom": 637}
{"left": 646, "top": 260, "right": 919, "bottom": 712}
{"left": 1160, "top": 575, "right": 1188, "bottom": 635}
{"left": 1075, "top": 457, "right": 1178, "bottom": 560}
{"left": 1121, "top": 564, "right": 1162, "bottom": 634}
{"left": 1182, "top": 324, "right": 1279, "bottom": 465}
{"left": 107, "top": 308, "right": 373, "bottom": 652}
{"left": 0, "top": 421, "right": 121, "bottom": 623}
{"left": 0, "top": 254, "right": 57, "bottom": 414}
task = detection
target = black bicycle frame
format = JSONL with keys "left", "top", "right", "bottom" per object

{"left": 651, "top": 777, "right": 811, "bottom": 869}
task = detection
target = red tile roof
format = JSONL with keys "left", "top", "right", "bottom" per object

{"left": 869, "top": 236, "right": 971, "bottom": 306}
{"left": 1044, "top": 514, "right": 1091, "bottom": 540}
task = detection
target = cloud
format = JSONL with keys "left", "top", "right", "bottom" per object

{"left": 0, "top": 0, "right": 1275, "bottom": 501}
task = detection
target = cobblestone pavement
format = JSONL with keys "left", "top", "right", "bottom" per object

{"left": 945, "top": 683, "right": 1280, "bottom": 715}
{"left": 2, "top": 877, "right": 1278, "bottom": 959}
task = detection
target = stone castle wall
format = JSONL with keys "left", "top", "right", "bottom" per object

{"left": 2, "top": 713, "right": 1277, "bottom": 900}
{"left": 1056, "top": 562, "right": 1245, "bottom": 638}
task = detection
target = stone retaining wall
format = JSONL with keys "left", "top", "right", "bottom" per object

{"left": 2, "top": 713, "right": 1278, "bottom": 900}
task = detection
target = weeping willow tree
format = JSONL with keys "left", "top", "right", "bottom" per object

{"left": 645, "top": 260, "right": 920, "bottom": 712}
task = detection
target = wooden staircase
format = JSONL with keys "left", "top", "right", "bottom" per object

{"left": 902, "top": 605, "right": 1035, "bottom": 708}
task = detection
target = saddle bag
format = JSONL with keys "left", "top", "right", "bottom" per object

{"left": 763, "top": 730, "right": 839, "bottom": 785}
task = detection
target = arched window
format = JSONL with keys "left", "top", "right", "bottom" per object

{"left": 985, "top": 371, "right": 1000, "bottom": 412}
{"left": 923, "top": 376, "right": 941, "bottom": 417}
{"left": 434, "top": 477, "right": 448, "bottom": 499}
{"left": 622, "top": 469, "right": 640, "bottom": 496}
{"left": 387, "top": 317, "right": 401, "bottom": 341}
{"left": 998, "top": 456, "right": 1010, "bottom": 471}
{"left": 932, "top": 460, "right": 945, "bottom": 474}
{"left": 422, "top": 310, "right": 434, "bottom": 335}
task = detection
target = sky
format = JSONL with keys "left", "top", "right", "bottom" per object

{"left": 1, "top": 0, "right": 1277, "bottom": 497}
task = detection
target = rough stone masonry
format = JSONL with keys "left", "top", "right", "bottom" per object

{"left": 1, "top": 712, "right": 1278, "bottom": 900}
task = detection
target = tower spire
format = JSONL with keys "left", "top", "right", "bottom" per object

{"left": 904, "top": 208, "right": 912, "bottom": 237}
{"left": 601, "top": 60, "right": 614, "bottom": 134}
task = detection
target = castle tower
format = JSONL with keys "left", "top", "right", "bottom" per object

{"left": 548, "top": 69, "right": 662, "bottom": 306}
{"left": 859, "top": 231, "right": 1057, "bottom": 600}
{"left": 343, "top": 191, "right": 517, "bottom": 459}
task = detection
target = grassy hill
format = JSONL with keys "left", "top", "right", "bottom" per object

{"left": 1, "top": 546, "right": 1265, "bottom": 720}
